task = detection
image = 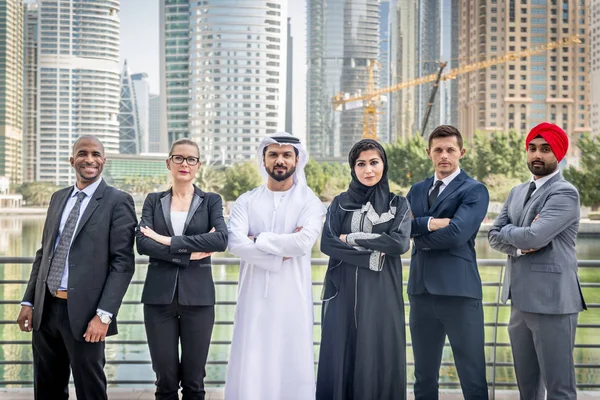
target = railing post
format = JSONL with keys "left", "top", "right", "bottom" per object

{"left": 490, "top": 263, "right": 504, "bottom": 400}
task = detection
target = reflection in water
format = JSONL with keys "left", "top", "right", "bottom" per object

{"left": 0, "top": 217, "right": 599, "bottom": 388}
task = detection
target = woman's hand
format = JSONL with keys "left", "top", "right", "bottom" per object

{"left": 140, "top": 226, "right": 172, "bottom": 246}
{"left": 191, "top": 252, "right": 213, "bottom": 260}
{"left": 339, "top": 234, "right": 347, "bottom": 243}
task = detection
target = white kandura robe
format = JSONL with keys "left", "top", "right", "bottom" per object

{"left": 225, "top": 183, "right": 325, "bottom": 400}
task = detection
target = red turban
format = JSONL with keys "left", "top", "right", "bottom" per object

{"left": 525, "top": 122, "right": 569, "bottom": 162}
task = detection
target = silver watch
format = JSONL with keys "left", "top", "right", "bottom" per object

{"left": 96, "top": 311, "right": 112, "bottom": 325}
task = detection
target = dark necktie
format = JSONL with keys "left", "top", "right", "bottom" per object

{"left": 428, "top": 180, "right": 444, "bottom": 208}
{"left": 523, "top": 181, "right": 537, "bottom": 207}
{"left": 47, "top": 191, "right": 87, "bottom": 294}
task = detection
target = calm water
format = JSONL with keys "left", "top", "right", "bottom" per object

{"left": 1, "top": 216, "right": 599, "bottom": 388}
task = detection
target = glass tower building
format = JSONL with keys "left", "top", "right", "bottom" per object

{"left": 0, "top": 0, "right": 23, "bottom": 185}
{"left": 307, "top": 0, "right": 380, "bottom": 159}
{"left": 37, "top": 0, "right": 120, "bottom": 185}
{"left": 160, "top": 0, "right": 287, "bottom": 163}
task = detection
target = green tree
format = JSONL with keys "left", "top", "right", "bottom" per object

{"left": 564, "top": 133, "right": 600, "bottom": 210}
{"left": 384, "top": 135, "right": 432, "bottom": 187}
{"left": 196, "top": 163, "right": 225, "bottom": 193}
{"left": 305, "top": 159, "right": 327, "bottom": 196}
{"left": 461, "top": 130, "right": 529, "bottom": 181}
{"left": 122, "top": 175, "right": 166, "bottom": 196}
{"left": 16, "top": 182, "right": 61, "bottom": 206}
{"left": 221, "top": 161, "right": 263, "bottom": 201}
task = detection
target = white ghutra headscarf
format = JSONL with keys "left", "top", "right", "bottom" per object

{"left": 256, "top": 132, "right": 309, "bottom": 187}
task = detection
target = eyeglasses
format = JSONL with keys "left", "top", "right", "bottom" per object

{"left": 170, "top": 155, "right": 200, "bottom": 166}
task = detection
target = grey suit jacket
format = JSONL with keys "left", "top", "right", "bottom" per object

{"left": 488, "top": 173, "right": 586, "bottom": 315}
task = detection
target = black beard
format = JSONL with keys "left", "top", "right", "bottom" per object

{"left": 266, "top": 165, "right": 296, "bottom": 182}
{"left": 527, "top": 160, "right": 558, "bottom": 177}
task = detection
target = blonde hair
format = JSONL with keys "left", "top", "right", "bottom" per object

{"left": 169, "top": 138, "right": 200, "bottom": 157}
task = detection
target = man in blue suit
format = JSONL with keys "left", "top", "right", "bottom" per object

{"left": 406, "top": 125, "right": 489, "bottom": 400}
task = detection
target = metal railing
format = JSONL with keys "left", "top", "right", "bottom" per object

{"left": 1, "top": 257, "right": 600, "bottom": 399}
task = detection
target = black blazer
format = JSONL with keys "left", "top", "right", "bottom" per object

{"left": 22, "top": 180, "right": 137, "bottom": 339}
{"left": 136, "top": 186, "right": 227, "bottom": 306}
{"left": 406, "top": 171, "right": 489, "bottom": 300}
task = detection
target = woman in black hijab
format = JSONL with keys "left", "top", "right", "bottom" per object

{"left": 316, "top": 139, "right": 411, "bottom": 400}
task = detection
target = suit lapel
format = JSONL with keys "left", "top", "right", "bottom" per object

{"left": 160, "top": 192, "right": 175, "bottom": 236}
{"left": 429, "top": 171, "right": 467, "bottom": 213}
{"left": 72, "top": 180, "right": 105, "bottom": 241}
{"left": 517, "top": 173, "right": 562, "bottom": 226}
{"left": 421, "top": 176, "right": 434, "bottom": 213}
{"left": 183, "top": 187, "right": 205, "bottom": 234}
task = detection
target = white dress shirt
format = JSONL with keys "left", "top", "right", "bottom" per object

{"left": 427, "top": 168, "right": 462, "bottom": 231}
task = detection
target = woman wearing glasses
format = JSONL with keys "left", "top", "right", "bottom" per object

{"left": 136, "top": 138, "right": 228, "bottom": 400}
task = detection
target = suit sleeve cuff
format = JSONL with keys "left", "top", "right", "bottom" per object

{"left": 170, "top": 235, "right": 190, "bottom": 254}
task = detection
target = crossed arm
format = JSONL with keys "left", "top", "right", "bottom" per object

{"left": 490, "top": 187, "right": 579, "bottom": 251}
{"left": 411, "top": 184, "right": 490, "bottom": 250}
{"left": 227, "top": 196, "right": 325, "bottom": 272}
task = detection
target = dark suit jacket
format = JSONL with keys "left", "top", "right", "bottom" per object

{"left": 136, "top": 186, "right": 228, "bottom": 306}
{"left": 406, "top": 171, "right": 489, "bottom": 299}
{"left": 22, "top": 180, "right": 137, "bottom": 339}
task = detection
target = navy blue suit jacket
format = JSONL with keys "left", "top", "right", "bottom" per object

{"left": 406, "top": 170, "right": 489, "bottom": 299}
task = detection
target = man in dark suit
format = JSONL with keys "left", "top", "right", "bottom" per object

{"left": 406, "top": 125, "right": 489, "bottom": 400}
{"left": 16, "top": 135, "right": 137, "bottom": 400}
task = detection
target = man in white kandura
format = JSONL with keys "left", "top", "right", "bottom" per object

{"left": 225, "top": 133, "right": 325, "bottom": 400}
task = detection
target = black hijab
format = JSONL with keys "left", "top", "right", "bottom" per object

{"left": 339, "top": 139, "right": 391, "bottom": 215}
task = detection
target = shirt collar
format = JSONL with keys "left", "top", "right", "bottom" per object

{"left": 72, "top": 177, "right": 102, "bottom": 199}
{"left": 433, "top": 168, "right": 461, "bottom": 187}
{"left": 530, "top": 169, "right": 560, "bottom": 190}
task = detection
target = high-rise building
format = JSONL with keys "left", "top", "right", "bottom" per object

{"left": 591, "top": 0, "right": 600, "bottom": 136}
{"left": 286, "top": 18, "right": 293, "bottom": 134}
{"left": 118, "top": 60, "right": 140, "bottom": 154}
{"left": 392, "top": 0, "right": 418, "bottom": 140}
{"left": 132, "top": 73, "right": 150, "bottom": 153}
{"left": 416, "top": 0, "right": 441, "bottom": 135}
{"left": 458, "top": 0, "right": 590, "bottom": 161}
{"left": 118, "top": 61, "right": 151, "bottom": 155}
{"left": 160, "top": 0, "right": 287, "bottom": 163}
{"left": 23, "top": 2, "right": 38, "bottom": 183}
{"left": 415, "top": 0, "right": 459, "bottom": 136}
{"left": 438, "top": 0, "right": 459, "bottom": 128}
{"left": 37, "top": 0, "right": 120, "bottom": 185}
{"left": 159, "top": 0, "right": 189, "bottom": 151}
{"left": 0, "top": 0, "right": 23, "bottom": 185}
{"left": 379, "top": 0, "right": 392, "bottom": 143}
{"left": 148, "top": 94, "right": 161, "bottom": 153}
{"left": 307, "top": 0, "right": 380, "bottom": 159}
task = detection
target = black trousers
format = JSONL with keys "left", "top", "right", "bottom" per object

{"left": 32, "top": 291, "right": 107, "bottom": 400}
{"left": 144, "top": 300, "right": 215, "bottom": 400}
{"left": 409, "top": 293, "right": 489, "bottom": 400}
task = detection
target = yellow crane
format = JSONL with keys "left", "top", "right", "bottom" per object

{"left": 332, "top": 35, "right": 582, "bottom": 139}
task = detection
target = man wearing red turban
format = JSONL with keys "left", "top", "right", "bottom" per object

{"left": 489, "top": 122, "right": 585, "bottom": 399}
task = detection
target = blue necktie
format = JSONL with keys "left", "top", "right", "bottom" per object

{"left": 428, "top": 180, "right": 443, "bottom": 208}
{"left": 47, "top": 191, "right": 86, "bottom": 295}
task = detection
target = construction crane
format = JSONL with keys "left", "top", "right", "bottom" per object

{"left": 332, "top": 35, "right": 582, "bottom": 140}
